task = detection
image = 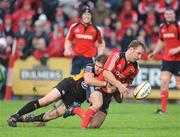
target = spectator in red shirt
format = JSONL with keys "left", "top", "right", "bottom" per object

{"left": 64, "top": 5, "right": 105, "bottom": 75}
{"left": 102, "top": 17, "right": 112, "bottom": 44}
{"left": 12, "top": 0, "right": 35, "bottom": 33}
{"left": 3, "top": 14, "right": 14, "bottom": 37}
{"left": 115, "top": 21, "right": 125, "bottom": 43}
{"left": 138, "top": 0, "right": 157, "bottom": 15}
{"left": 66, "top": 8, "right": 81, "bottom": 28}
{"left": 156, "top": 0, "right": 179, "bottom": 21}
{"left": 29, "top": 20, "right": 49, "bottom": 64}
{"left": 149, "top": 8, "right": 180, "bottom": 114}
{"left": 47, "top": 24, "right": 65, "bottom": 57}
{"left": 119, "top": 1, "right": 138, "bottom": 30}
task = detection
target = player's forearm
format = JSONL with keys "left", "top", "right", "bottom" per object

{"left": 96, "top": 40, "right": 106, "bottom": 55}
{"left": 64, "top": 40, "right": 73, "bottom": 56}
{"left": 97, "top": 46, "right": 105, "bottom": 55}
{"left": 64, "top": 39, "right": 72, "bottom": 51}
{"left": 103, "top": 70, "right": 122, "bottom": 88}
{"left": 84, "top": 76, "right": 106, "bottom": 87}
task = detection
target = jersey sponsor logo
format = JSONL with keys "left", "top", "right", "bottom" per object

{"left": 163, "top": 33, "right": 175, "bottom": 38}
{"left": 81, "top": 81, "right": 88, "bottom": 89}
{"left": 114, "top": 69, "right": 125, "bottom": 80}
{"left": 76, "top": 34, "right": 93, "bottom": 40}
{"left": 89, "top": 29, "right": 96, "bottom": 34}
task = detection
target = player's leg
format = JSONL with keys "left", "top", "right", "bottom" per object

{"left": 81, "top": 88, "right": 103, "bottom": 129}
{"left": 63, "top": 102, "right": 82, "bottom": 118}
{"left": 175, "top": 76, "right": 180, "bottom": 89}
{"left": 24, "top": 100, "right": 66, "bottom": 123}
{"left": 7, "top": 88, "right": 61, "bottom": 127}
{"left": 158, "top": 71, "right": 172, "bottom": 113}
{"left": 88, "top": 110, "right": 107, "bottom": 128}
{"left": 88, "top": 91, "right": 111, "bottom": 128}
{"left": 8, "top": 77, "right": 74, "bottom": 127}
{"left": 44, "top": 102, "right": 66, "bottom": 121}
{"left": 11, "top": 88, "right": 61, "bottom": 117}
{"left": 174, "top": 61, "right": 180, "bottom": 89}
{"left": 34, "top": 102, "right": 66, "bottom": 122}
{"left": 71, "top": 56, "right": 82, "bottom": 75}
{"left": 7, "top": 78, "right": 69, "bottom": 127}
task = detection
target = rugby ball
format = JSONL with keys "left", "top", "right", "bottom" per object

{"left": 133, "top": 82, "right": 151, "bottom": 100}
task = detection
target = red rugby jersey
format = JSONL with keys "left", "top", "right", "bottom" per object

{"left": 159, "top": 22, "right": 180, "bottom": 61}
{"left": 98, "top": 51, "right": 138, "bottom": 93}
{"left": 66, "top": 22, "right": 102, "bottom": 58}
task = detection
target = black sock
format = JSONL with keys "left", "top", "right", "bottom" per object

{"left": 16, "top": 100, "right": 40, "bottom": 116}
{"left": 33, "top": 113, "right": 46, "bottom": 122}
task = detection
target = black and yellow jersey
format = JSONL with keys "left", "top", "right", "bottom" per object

{"left": 54, "top": 63, "right": 96, "bottom": 106}
{"left": 70, "top": 63, "right": 96, "bottom": 100}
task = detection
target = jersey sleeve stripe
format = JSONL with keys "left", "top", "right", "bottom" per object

{"left": 107, "top": 53, "right": 119, "bottom": 70}
{"left": 65, "top": 23, "right": 78, "bottom": 40}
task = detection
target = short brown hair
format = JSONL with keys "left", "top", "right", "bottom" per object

{"left": 95, "top": 55, "right": 108, "bottom": 65}
{"left": 128, "top": 40, "right": 146, "bottom": 51}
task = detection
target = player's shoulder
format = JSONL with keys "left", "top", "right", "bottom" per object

{"left": 159, "top": 22, "right": 165, "bottom": 28}
{"left": 108, "top": 51, "right": 121, "bottom": 61}
{"left": 69, "top": 22, "right": 81, "bottom": 29}
{"left": 91, "top": 24, "right": 101, "bottom": 31}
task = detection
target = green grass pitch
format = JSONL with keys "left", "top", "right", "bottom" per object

{"left": 0, "top": 100, "right": 180, "bottom": 137}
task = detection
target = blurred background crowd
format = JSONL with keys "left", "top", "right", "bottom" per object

{"left": 0, "top": 0, "right": 179, "bottom": 98}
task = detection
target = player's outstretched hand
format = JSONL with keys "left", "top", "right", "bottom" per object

{"left": 64, "top": 48, "right": 75, "bottom": 56}
{"left": 117, "top": 83, "right": 129, "bottom": 95}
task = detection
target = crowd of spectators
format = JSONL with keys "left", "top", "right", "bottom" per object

{"left": 0, "top": 0, "right": 179, "bottom": 98}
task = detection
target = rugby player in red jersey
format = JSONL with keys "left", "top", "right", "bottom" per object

{"left": 148, "top": 8, "right": 180, "bottom": 114}
{"left": 64, "top": 5, "right": 105, "bottom": 75}
{"left": 80, "top": 40, "right": 146, "bottom": 128}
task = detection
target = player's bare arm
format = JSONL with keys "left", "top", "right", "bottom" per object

{"left": 84, "top": 72, "right": 106, "bottom": 87}
{"left": 96, "top": 40, "right": 106, "bottom": 55}
{"left": 148, "top": 39, "right": 164, "bottom": 58}
{"left": 103, "top": 70, "right": 128, "bottom": 94}
{"left": 64, "top": 39, "right": 74, "bottom": 56}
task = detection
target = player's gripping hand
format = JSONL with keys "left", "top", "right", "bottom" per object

{"left": 117, "top": 83, "right": 129, "bottom": 96}
{"left": 64, "top": 48, "right": 75, "bottom": 56}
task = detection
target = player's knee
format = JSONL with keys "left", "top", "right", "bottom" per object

{"left": 160, "top": 81, "right": 169, "bottom": 90}
{"left": 38, "top": 99, "right": 51, "bottom": 107}
{"left": 92, "top": 102, "right": 103, "bottom": 110}
{"left": 176, "top": 84, "right": 180, "bottom": 89}
{"left": 43, "top": 114, "right": 50, "bottom": 121}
